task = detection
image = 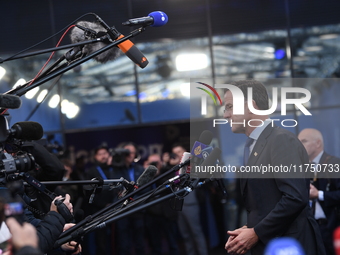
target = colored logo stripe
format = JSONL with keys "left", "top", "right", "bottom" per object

{"left": 197, "top": 87, "right": 217, "bottom": 105}
{"left": 196, "top": 82, "right": 222, "bottom": 105}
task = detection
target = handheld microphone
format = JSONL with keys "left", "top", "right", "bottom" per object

{"left": 264, "top": 237, "right": 305, "bottom": 255}
{"left": 122, "top": 11, "right": 168, "bottom": 27}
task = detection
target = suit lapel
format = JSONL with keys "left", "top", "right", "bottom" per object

{"left": 240, "top": 125, "right": 275, "bottom": 194}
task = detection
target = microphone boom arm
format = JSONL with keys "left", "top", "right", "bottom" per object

{"left": 4, "top": 26, "right": 146, "bottom": 97}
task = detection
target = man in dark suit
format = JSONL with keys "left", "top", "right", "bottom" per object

{"left": 298, "top": 128, "right": 340, "bottom": 255}
{"left": 112, "top": 142, "right": 147, "bottom": 255}
{"left": 223, "top": 80, "right": 326, "bottom": 255}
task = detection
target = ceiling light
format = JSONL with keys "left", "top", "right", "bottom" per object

{"left": 180, "top": 83, "right": 190, "bottom": 97}
{"left": 61, "top": 99, "right": 69, "bottom": 114}
{"left": 25, "top": 87, "right": 39, "bottom": 99}
{"left": 37, "top": 89, "right": 48, "bottom": 103}
{"left": 304, "top": 46, "right": 323, "bottom": 52}
{"left": 13, "top": 78, "right": 26, "bottom": 89}
{"left": 0, "top": 67, "right": 6, "bottom": 80}
{"left": 175, "top": 53, "right": 208, "bottom": 71}
{"left": 65, "top": 103, "right": 80, "bottom": 119}
{"left": 319, "top": 33, "right": 339, "bottom": 40}
{"left": 48, "top": 94, "right": 60, "bottom": 108}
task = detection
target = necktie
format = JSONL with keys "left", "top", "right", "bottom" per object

{"left": 243, "top": 137, "right": 254, "bottom": 166}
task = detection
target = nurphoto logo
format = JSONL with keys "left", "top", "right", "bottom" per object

{"left": 196, "top": 82, "right": 312, "bottom": 128}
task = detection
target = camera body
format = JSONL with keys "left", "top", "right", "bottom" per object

{"left": 110, "top": 148, "right": 130, "bottom": 168}
{"left": 0, "top": 115, "right": 39, "bottom": 178}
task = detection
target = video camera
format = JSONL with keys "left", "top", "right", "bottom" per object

{"left": 0, "top": 115, "right": 43, "bottom": 178}
{"left": 110, "top": 148, "right": 130, "bottom": 168}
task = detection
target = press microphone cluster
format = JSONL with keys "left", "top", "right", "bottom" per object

{"left": 69, "top": 11, "right": 168, "bottom": 68}
{"left": 119, "top": 165, "right": 158, "bottom": 201}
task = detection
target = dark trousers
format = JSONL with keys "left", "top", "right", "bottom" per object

{"left": 145, "top": 214, "right": 180, "bottom": 255}
{"left": 115, "top": 214, "right": 146, "bottom": 255}
{"left": 318, "top": 221, "right": 335, "bottom": 255}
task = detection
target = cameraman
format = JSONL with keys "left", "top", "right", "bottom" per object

{"left": 20, "top": 141, "right": 65, "bottom": 218}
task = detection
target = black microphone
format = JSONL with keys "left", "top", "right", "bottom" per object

{"left": 0, "top": 94, "right": 22, "bottom": 109}
{"left": 120, "top": 165, "right": 158, "bottom": 200}
{"left": 200, "top": 147, "right": 221, "bottom": 167}
{"left": 122, "top": 11, "right": 168, "bottom": 27}
{"left": 10, "top": 122, "right": 43, "bottom": 141}
{"left": 198, "top": 148, "right": 227, "bottom": 198}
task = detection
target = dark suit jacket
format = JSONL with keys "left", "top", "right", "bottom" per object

{"left": 313, "top": 152, "right": 340, "bottom": 233}
{"left": 240, "top": 125, "right": 326, "bottom": 255}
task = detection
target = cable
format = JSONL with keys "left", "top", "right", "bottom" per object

{"left": 27, "top": 25, "right": 75, "bottom": 87}
{"left": 0, "top": 13, "right": 96, "bottom": 63}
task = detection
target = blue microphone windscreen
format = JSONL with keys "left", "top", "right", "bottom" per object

{"left": 264, "top": 237, "right": 305, "bottom": 255}
{"left": 148, "top": 11, "right": 168, "bottom": 27}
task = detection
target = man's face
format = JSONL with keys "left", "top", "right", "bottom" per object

{"left": 95, "top": 148, "right": 110, "bottom": 164}
{"left": 172, "top": 146, "right": 185, "bottom": 159}
{"left": 223, "top": 90, "right": 249, "bottom": 134}
{"left": 124, "top": 144, "right": 137, "bottom": 165}
{"left": 171, "top": 146, "right": 186, "bottom": 165}
{"left": 298, "top": 132, "right": 319, "bottom": 160}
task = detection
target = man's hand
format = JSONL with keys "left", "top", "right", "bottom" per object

{"left": 309, "top": 184, "right": 319, "bottom": 199}
{"left": 60, "top": 223, "right": 82, "bottom": 254}
{"left": 225, "top": 227, "right": 258, "bottom": 254}
{"left": 50, "top": 194, "right": 73, "bottom": 214}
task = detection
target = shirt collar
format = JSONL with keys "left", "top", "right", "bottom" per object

{"left": 249, "top": 119, "right": 272, "bottom": 141}
{"left": 311, "top": 151, "right": 324, "bottom": 164}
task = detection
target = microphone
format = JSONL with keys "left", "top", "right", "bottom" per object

{"left": 136, "top": 165, "right": 158, "bottom": 186}
{"left": 264, "top": 237, "right": 305, "bottom": 255}
{"left": 334, "top": 226, "right": 340, "bottom": 255}
{"left": 190, "top": 130, "right": 214, "bottom": 166}
{"left": 70, "top": 20, "right": 148, "bottom": 68}
{"left": 10, "top": 122, "right": 44, "bottom": 141}
{"left": 70, "top": 21, "right": 121, "bottom": 63}
{"left": 119, "top": 165, "right": 158, "bottom": 200}
{"left": 0, "top": 94, "right": 22, "bottom": 109}
{"left": 200, "top": 147, "right": 221, "bottom": 167}
{"left": 122, "top": 11, "right": 168, "bottom": 27}
{"left": 178, "top": 152, "right": 192, "bottom": 175}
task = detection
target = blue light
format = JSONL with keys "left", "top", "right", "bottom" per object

{"left": 125, "top": 90, "right": 136, "bottom": 96}
{"left": 139, "top": 92, "right": 147, "bottom": 100}
{"left": 162, "top": 89, "right": 170, "bottom": 98}
{"left": 275, "top": 49, "right": 286, "bottom": 60}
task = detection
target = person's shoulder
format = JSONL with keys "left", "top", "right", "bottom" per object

{"left": 323, "top": 152, "right": 340, "bottom": 164}
{"left": 266, "top": 125, "right": 296, "bottom": 139}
